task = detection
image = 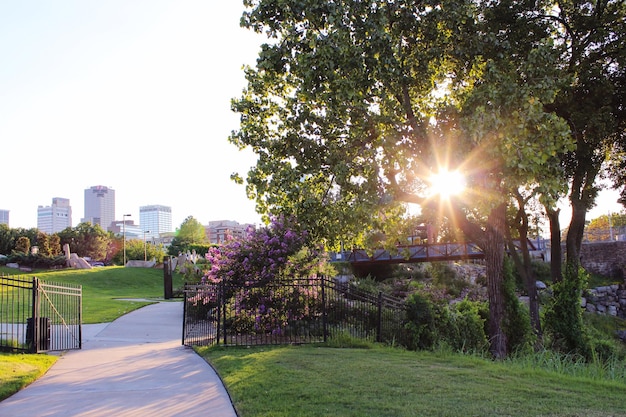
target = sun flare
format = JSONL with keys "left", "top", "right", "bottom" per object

{"left": 429, "top": 169, "right": 466, "bottom": 199}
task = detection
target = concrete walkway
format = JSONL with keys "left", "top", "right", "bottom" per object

{"left": 0, "top": 302, "right": 238, "bottom": 417}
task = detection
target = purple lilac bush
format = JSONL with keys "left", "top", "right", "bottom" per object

{"left": 192, "top": 216, "right": 328, "bottom": 335}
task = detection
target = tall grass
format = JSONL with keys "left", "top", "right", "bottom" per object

{"left": 506, "top": 349, "right": 626, "bottom": 383}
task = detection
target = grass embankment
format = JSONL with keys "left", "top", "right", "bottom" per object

{"left": 1, "top": 265, "right": 186, "bottom": 323}
{"left": 0, "top": 265, "right": 186, "bottom": 401}
{"left": 0, "top": 353, "right": 57, "bottom": 401}
{"left": 200, "top": 345, "right": 626, "bottom": 417}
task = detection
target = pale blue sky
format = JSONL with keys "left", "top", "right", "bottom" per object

{"left": 0, "top": 1, "right": 622, "bottom": 232}
{"left": 0, "top": 1, "right": 264, "bottom": 229}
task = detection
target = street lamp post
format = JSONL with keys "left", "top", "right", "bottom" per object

{"left": 143, "top": 230, "right": 150, "bottom": 262}
{"left": 123, "top": 214, "right": 131, "bottom": 266}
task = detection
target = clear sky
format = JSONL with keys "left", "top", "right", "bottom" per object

{"left": 0, "top": 1, "right": 264, "bottom": 230}
{"left": 0, "top": 1, "right": 623, "bottom": 232}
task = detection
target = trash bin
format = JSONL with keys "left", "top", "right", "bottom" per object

{"left": 26, "top": 317, "right": 51, "bottom": 351}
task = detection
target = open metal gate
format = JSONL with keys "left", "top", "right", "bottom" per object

{"left": 1, "top": 274, "right": 82, "bottom": 353}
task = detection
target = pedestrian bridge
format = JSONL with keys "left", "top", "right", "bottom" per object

{"left": 330, "top": 243, "right": 483, "bottom": 265}
{"left": 330, "top": 240, "right": 546, "bottom": 265}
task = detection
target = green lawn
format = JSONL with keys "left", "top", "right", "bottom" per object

{"left": 0, "top": 353, "right": 57, "bottom": 401}
{"left": 1, "top": 265, "right": 186, "bottom": 323}
{"left": 199, "top": 345, "right": 626, "bottom": 417}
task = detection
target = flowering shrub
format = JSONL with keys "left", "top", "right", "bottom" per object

{"left": 193, "top": 216, "right": 331, "bottom": 336}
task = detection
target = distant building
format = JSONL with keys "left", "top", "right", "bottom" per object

{"left": 37, "top": 198, "right": 72, "bottom": 234}
{"left": 0, "top": 209, "right": 8, "bottom": 226}
{"left": 109, "top": 219, "right": 142, "bottom": 240}
{"left": 206, "top": 220, "right": 255, "bottom": 244}
{"left": 139, "top": 205, "right": 172, "bottom": 239}
{"left": 82, "top": 185, "right": 115, "bottom": 231}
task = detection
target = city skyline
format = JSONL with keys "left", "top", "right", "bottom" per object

{"left": 1, "top": 1, "right": 263, "bottom": 232}
{"left": 2, "top": 188, "right": 249, "bottom": 232}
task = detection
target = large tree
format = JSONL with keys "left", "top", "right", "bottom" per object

{"left": 543, "top": 0, "right": 626, "bottom": 275}
{"left": 230, "top": 0, "right": 583, "bottom": 357}
{"left": 57, "top": 222, "right": 110, "bottom": 261}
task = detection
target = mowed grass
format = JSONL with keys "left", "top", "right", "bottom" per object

{"left": 0, "top": 353, "right": 57, "bottom": 401}
{"left": 0, "top": 265, "right": 186, "bottom": 323}
{"left": 199, "top": 345, "right": 626, "bottom": 417}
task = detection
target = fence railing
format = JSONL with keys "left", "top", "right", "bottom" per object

{"left": 0, "top": 274, "right": 82, "bottom": 353}
{"left": 183, "top": 276, "right": 406, "bottom": 348}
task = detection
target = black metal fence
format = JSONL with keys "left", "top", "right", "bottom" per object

{"left": 0, "top": 274, "right": 82, "bottom": 353}
{"left": 183, "top": 276, "right": 406, "bottom": 347}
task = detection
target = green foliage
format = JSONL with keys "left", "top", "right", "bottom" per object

{"left": 428, "top": 262, "right": 468, "bottom": 298}
{"left": 544, "top": 265, "right": 590, "bottom": 357}
{"left": 502, "top": 257, "right": 534, "bottom": 354}
{"left": 1, "top": 253, "right": 67, "bottom": 269}
{"left": 0, "top": 225, "right": 38, "bottom": 256}
{"left": 57, "top": 222, "right": 110, "bottom": 261}
{"left": 14, "top": 236, "right": 30, "bottom": 254}
{"left": 451, "top": 299, "right": 490, "bottom": 353}
{"left": 585, "top": 211, "right": 626, "bottom": 242}
{"left": 168, "top": 216, "right": 207, "bottom": 255}
{"left": 110, "top": 239, "right": 166, "bottom": 265}
{"left": 404, "top": 292, "right": 488, "bottom": 353}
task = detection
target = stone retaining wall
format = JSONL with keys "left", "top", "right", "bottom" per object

{"left": 582, "top": 284, "right": 626, "bottom": 319}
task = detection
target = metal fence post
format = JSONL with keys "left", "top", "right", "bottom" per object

{"left": 31, "top": 277, "right": 40, "bottom": 353}
{"left": 182, "top": 288, "right": 187, "bottom": 345}
{"left": 377, "top": 291, "right": 383, "bottom": 343}
{"left": 164, "top": 256, "right": 173, "bottom": 299}
{"left": 322, "top": 277, "right": 327, "bottom": 343}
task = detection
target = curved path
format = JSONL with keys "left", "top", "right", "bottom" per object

{"left": 0, "top": 302, "right": 237, "bottom": 417}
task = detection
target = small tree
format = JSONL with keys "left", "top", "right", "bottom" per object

{"left": 36, "top": 232, "right": 51, "bottom": 256}
{"left": 14, "top": 236, "right": 31, "bottom": 254}
{"left": 168, "top": 216, "right": 207, "bottom": 255}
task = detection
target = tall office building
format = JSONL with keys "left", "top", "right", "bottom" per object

{"left": 37, "top": 198, "right": 72, "bottom": 233}
{"left": 82, "top": 185, "right": 115, "bottom": 231}
{"left": 0, "top": 209, "right": 8, "bottom": 226}
{"left": 139, "top": 205, "right": 172, "bottom": 239}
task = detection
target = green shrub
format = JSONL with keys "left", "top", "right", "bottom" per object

{"left": 450, "top": 299, "right": 489, "bottom": 353}
{"left": 543, "top": 265, "right": 590, "bottom": 357}
{"left": 404, "top": 293, "right": 488, "bottom": 353}
{"left": 502, "top": 257, "right": 534, "bottom": 354}
{"left": 405, "top": 292, "right": 439, "bottom": 350}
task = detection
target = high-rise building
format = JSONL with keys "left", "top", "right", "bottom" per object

{"left": 0, "top": 209, "right": 8, "bottom": 226}
{"left": 82, "top": 185, "right": 115, "bottom": 231}
{"left": 139, "top": 205, "right": 172, "bottom": 239}
{"left": 37, "top": 198, "right": 72, "bottom": 233}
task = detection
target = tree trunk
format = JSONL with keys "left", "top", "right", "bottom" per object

{"left": 484, "top": 203, "right": 508, "bottom": 359}
{"left": 566, "top": 199, "right": 587, "bottom": 273}
{"left": 545, "top": 207, "right": 562, "bottom": 283}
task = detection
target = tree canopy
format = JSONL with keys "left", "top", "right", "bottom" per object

{"left": 168, "top": 216, "right": 208, "bottom": 255}
{"left": 230, "top": 0, "right": 625, "bottom": 358}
